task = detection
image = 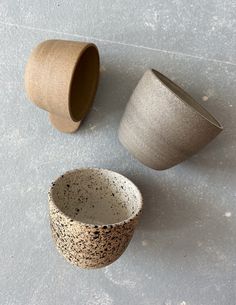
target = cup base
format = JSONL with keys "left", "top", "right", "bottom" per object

{"left": 49, "top": 113, "right": 81, "bottom": 133}
{"left": 52, "top": 235, "right": 129, "bottom": 269}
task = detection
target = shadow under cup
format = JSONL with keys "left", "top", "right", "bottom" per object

{"left": 48, "top": 168, "right": 143, "bottom": 269}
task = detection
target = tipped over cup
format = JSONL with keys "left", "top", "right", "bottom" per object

{"left": 119, "top": 69, "right": 223, "bottom": 170}
{"left": 25, "top": 39, "right": 100, "bottom": 133}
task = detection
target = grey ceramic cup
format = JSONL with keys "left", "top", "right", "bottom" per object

{"left": 48, "top": 168, "right": 143, "bottom": 269}
{"left": 118, "top": 69, "right": 223, "bottom": 170}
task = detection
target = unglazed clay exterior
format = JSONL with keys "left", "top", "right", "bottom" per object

{"left": 48, "top": 168, "right": 143, "bottom": 269}
{"left": 25, "top": 39, "right": 100, "bottom": 133}
{"left": 118, "top": 69, "right": 223, "bottom": 170}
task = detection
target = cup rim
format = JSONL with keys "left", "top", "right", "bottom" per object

{"left": 150, "top": 69, "right": 223, "bottom": 130}
{"left": 68, "top": 43, "right": 100, "bottom": 122}
{"left": 48, "top": 168, "right": 143, "bottom": 228}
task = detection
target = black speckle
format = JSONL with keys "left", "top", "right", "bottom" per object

{"left": 103, "top": 225, "right": 107, "bottom": 229}
{"left": 70, "top": 219, "right": 74, "bottom": 222}
{"left": 112, "top": 193, "right": 115, "bottom": 196}
{"left": 94, "top": 225, "right": 98, "bottom": 228}
{"left": 67, "top": 184, "right": 70, "bottom": 188}
{"left": 76, "top": 208, "right": 80, "bottom": 212}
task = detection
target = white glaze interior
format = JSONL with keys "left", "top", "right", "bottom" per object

{"left": 51, "top": 168, "right": 142, "bottom": 225}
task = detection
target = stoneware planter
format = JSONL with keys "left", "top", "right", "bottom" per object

{"left": 25, "top": 39, "right": 100, "bottom": 133}
{"left": 118, "top": 69, "right": 223, "bottom": 170}
{"left": 48, "top": 168, "right": 143, "bottom": 269}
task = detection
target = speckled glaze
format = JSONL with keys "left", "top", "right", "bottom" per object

{"left": 118, "top": 69, "right": 223, "bottom": 170}
{"left": 48, "top": 168, "right": 143, "bottom": 269}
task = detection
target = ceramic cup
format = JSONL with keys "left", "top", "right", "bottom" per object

{"left": 25, "top": 39, "right": 100, "bottom": 133}
{"left": 48, "top": 168, "right": 143, "bottom": 269}
{"left": 118, "top": 69, "right": 223, "bottom": 170}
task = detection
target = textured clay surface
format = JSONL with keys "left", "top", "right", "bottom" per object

{"left": 48, "top": 168, "right": 143, "bottom": 269}
{"left": 1, "top": 2, "right": 236, "bottom": 303}
{"left": 25, "top": 40, "right": 100, "bottom": 133}
{"left": 119, "top": 69, "right": 223, "bottom": 170}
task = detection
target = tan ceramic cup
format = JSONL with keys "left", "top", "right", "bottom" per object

{"left": 48, "top": 168, "right": 143, "bottom": 269}
{"left": 119, "top": 69, "right": 223, "bottom": 170}
{"left": 25, "top": 40, "right": 100, "bottom": 133}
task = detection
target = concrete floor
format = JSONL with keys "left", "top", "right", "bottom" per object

{"left": 0, "top": 1, "right": 235, "bottom": 304}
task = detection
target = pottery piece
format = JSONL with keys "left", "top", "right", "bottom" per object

{"left": 25, "top": 39, "right": 100, "bottom": 133}
{"left": 118, "top": 69, "right": 223, "bottom": 170}
{"left": 48, "top": 168, "right": 143, "bottom": 269}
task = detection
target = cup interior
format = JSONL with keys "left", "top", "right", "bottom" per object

{"left": 50, "top": 168, "right": 142, "bottom": 226}
{"left": 152, "top": 69, "right": 222, "bottom": 129}
{"left": 69, "top": 45, "right": 99, "bottom": 122}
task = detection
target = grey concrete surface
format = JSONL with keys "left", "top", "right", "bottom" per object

{"left": 1, "top": 0, "right": 236, "bottom": 63}
{"left": 0, "top": 1, "right": 235, "bottom": 305}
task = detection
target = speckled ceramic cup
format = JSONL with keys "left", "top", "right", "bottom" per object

{"left": 48, "top": 168, "right": 143, "bottom": 269}
{"left": 119, "top": 69, "right": 223, "bottom": 170}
